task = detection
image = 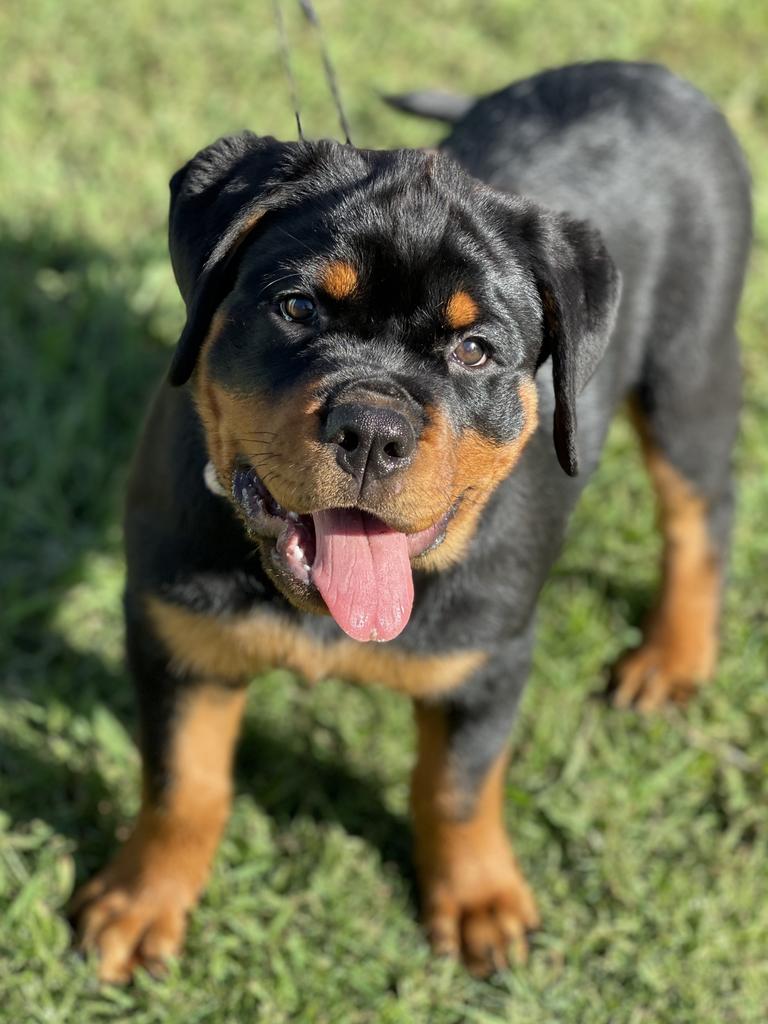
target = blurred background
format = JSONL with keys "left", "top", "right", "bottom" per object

{"left": 1, "top": 2, "right": 766, "bottom": 1021}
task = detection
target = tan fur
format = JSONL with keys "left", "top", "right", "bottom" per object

{"left": 417, "top": 379, "right": 539, "bottom": 570}
{"left": 71, "top": 684, "right": 247, "bottom": 983}
{"left": 148, "top": 596, "right": 485, "bottom": 695}
{"left": 321, "top": 260, "right": 358, "bottom": 300}
{"left": 613, "top": 407, "right": 721, "bottom": 711}
{"left": 410, "top": 704, "right": 539, "bottom": 975}
{"left": 445, "top": 290, "right": 479, "bottom": 329}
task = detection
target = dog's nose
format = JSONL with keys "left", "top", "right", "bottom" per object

{"left": 321, "top": 402, "right": 417, "bottom": 482}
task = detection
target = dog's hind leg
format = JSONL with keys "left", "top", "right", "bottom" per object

{"left": 612, "top": 343, "right": 741, "bottom": 712}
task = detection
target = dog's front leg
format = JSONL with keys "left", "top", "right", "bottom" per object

{"left": 71, "top": 611, "right": 248, "bottom": 983}
{"left": 410, "top": 644, "right": 539, "bottom": 976}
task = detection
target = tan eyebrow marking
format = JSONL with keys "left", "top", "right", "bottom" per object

{"left": 445, "top": 290, "right": 479, "bottom": 330}
{"left": 321, "top": 260, "right": 358, "bottom": 300}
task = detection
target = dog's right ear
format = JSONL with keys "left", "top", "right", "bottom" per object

{"left": 167, "top": 132, "right": 309, "bottom": 386}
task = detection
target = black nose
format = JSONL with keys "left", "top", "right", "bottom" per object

{"left": 322, "top": 402, "right": 417, "bottom": 482}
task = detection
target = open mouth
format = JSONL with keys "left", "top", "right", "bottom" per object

{"left": 232, "top": 465, "right": 455, "bottom": 642}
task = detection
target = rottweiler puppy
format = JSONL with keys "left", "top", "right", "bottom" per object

{"left": 71, "top": 61, "right": 751, "bottom": 981}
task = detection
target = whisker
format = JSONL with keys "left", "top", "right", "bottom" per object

{"left": 274, "top": 225, "right": 323, "bottom": 258}
{"left": 259, "top": 468, "right": 289, "bottom": 489}
{"left": 246, "top": 455, "right": 282, "bottom": 467}
{"left": 254, "top": 272, "right": 301, "bottom": 302}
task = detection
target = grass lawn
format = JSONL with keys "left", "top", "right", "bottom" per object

{"left": 1, "top": 1, "right": 767, "bottom": 1021}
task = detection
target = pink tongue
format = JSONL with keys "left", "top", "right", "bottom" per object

{"left": 311, "top": 508, "right": 414, "bottom": 642}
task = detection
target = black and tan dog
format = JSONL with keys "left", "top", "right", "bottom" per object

{"left": 71, "top": 61, "right": 750, "bottom": 981}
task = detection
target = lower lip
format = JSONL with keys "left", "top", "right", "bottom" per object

{"left": 405, "top": 511, "right": 453, "bottom": 558}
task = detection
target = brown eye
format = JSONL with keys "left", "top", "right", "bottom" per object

{"left": 280, "top": 294, "right": 316, "bottom": 322}
{"left": 452, "top": 336, "right": 488, "bottom": 368}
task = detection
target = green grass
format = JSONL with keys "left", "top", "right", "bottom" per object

{"left": 1, "top": 0, "right": 767, "bottom": 1020}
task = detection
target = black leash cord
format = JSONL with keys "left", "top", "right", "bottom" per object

{"left": 272, "top": 0, "right": 353, "bottom": 145}
{"left": 272, "top": 0, "right": 304, "bottom": 140}
{"left": 297, "top": 0, "right": 352, "bottom": 145}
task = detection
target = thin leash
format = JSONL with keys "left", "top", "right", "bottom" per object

{"left": 273, "top": 0, "right": 353, "bottom": 145}
{"left": 297, "top": 0, "right": 352, "bottom": 145}
{"left": 272, "top": 0, "right": 304, "bottom": 140}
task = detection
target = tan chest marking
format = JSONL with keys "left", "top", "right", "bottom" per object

{"left": 148, "top": 597, "right": 485, "bottom": 695}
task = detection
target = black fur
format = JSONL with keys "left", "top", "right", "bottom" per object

{"left": 382, "top": 89, "right": 474, "bottom": 123}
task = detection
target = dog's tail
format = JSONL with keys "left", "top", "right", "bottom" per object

{"left": 381, "top": 90, "right": 473, "bottom": 124}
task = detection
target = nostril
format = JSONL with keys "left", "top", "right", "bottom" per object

{"left": 383, "top": 440, "right": 404, "bottom": 459}
{"left": 337, "top": 429, "right": 360, "bottom": 453}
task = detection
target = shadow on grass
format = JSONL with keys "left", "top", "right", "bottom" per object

{"left": 1, "top": 229, "right": 166, "bottom": 663}
{"left": 551, "top": 561, "right": 656, "bottom": 630}
{"left": 0, "top": 229, "right": 164, "bottom": 870}
{"left": 236, "top": 715, "right": 414, "bottom": 881}
{"left": 0, "top": 229, "right": 411, "bottom": 889}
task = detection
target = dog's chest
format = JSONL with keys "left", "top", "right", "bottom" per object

{"left": 148, "top": 596, "right": 484, "bottom": 696}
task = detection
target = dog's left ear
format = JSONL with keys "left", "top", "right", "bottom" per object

{"left": 527, "top": 210, "right": 621, "bottom": 476}
{"left": 167, "top": 132, "right": 313, "bottom": 386}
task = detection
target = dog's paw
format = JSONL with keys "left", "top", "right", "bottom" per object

{"left": 423, "top": 857, "right": 539, "bottom": 977}
{"left": 611, "top": 635, "right": 714, "bottom": 713}
{"left": 70, "top": 862, "right": 191, "bottom": 984}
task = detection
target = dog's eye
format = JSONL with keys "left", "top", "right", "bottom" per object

{"left": 452, "top": 337, "right": 488, "bottom": 368}
{"left": 280, "top": 294, "right": 316, "bottom": 323}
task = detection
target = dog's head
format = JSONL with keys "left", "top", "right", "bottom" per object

{"left": 168, "top": 134, "right": 619, "bottom": 641}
